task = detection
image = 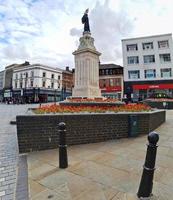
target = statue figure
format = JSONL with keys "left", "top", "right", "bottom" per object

{"left": 81, "top": 8, "right": 90, "bottom": 32}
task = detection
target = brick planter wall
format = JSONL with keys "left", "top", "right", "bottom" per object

{"left": 16, "top": 110, "right": 165, "bottom": 153}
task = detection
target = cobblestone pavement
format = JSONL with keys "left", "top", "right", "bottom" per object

{"left": 0, "top": 104, "right": 38, "bottom": 200}
{"left": 28, "top": 111, "right": 173, "bottom": 200}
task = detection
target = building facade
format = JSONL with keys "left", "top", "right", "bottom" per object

{"left": 99, "top": 64, "right": 123, "bottom": 100}
{"left": 122, "top": 33, "right": 173, "bottom": 101}
{"left": 12, "top": 63, "right": 62, "bottom": 103}
{"left": 61, "top": 66, "right": 73, "bottom": 100}
{"left": 0, "top": 70, "right": 5, "bottom": 101}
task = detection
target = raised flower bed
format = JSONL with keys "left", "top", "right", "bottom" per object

{"left": 34, "top": 103, "right": 151, "bottom": 114}
{"left": 16, "top": 103, "right": 165, "bottom": 153}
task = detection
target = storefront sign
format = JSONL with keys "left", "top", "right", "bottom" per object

{"left": 133, "top": 84, "right": 173, "bottom": 90}
{"left": 101, "top": 86, "right": 121, "bottom": 92}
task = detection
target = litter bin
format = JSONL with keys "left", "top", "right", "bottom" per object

{"left": 128, "top": 115, "right": 138, "bottom": 137}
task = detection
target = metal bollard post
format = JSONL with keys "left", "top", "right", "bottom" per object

{"left": 137, "top": 131, "right": 159, "bottom": 198}
{"left": 58, "top": 122, "right": 68, "bottom": 169}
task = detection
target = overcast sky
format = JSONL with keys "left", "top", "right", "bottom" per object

{"left": 0, "top": 0, "right": 173, "bottom": 70}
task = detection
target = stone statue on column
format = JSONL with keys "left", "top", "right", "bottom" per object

{"left": 81, "top": 8, "right": 90, "bottom": 33}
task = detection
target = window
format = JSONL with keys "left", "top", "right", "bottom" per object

{"left": 51, "top": 74, "right": 54, "bottom": 79}
{"left": 15, "top": 81, "right": 17, "bottom": 88}
{"left": 127, "top": 56, "right": 139, "bottom": 64}
{"left": 144, "top": 69, "right": 156, "bottom": 78}
{"left": 20, "top": 82, "right": 22, "bottom": 88}
{"left": 158, "top": 40, "right": 169, "bottom": 48}
{"left": 15, "top": 74, "right": 18, "bottom": 79}
{"left": 31, "top": 71, "right": 34, "bottom": 77}
{"left": 20, "top": 73, "right": 22, "bottom": 79}
{"left": 43, "top": 72, "right": 46, "bottom": 77}
{"left": 144, "top": 55, "right": 155, "bottom": 63}
{"left": 25, "top": 72, "right": 28, "bottom": 78}
{"left": 42, "top": 81, "right": 46, "bottom": 87}
{"left": 58, "top": 75, "right": 61, "bottom": 80}
{"left": 115, "top": 78, "right": 121, "bottom": 86}
{"left": 109, "top": 79, "right": 114, "bottom": 86}
{"left": 142, "top": 42, "right": 153, "bottom": 50}
{"left": 30, "top": 80, "right": 33, "bottom": 87}
{"left": 51, "top": 82, "right": 54, "bottom": 88}
{"left": 159, "top": 54, "right": 171, "bottom": 63}
{"left": 126, "top": 44, "right": 138, "bottom": 51}
{"left": 161, "top": 68, "right": 172, "bottom": 78}
{"left": 128, "top": 70, "right": 140, "bottom": 79}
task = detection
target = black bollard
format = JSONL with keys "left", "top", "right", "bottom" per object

{"left": 137, "top": 131, "right": 159, "bottom": 198}
{"left": 58, "top": 122, "right": 68, "bottom": 169}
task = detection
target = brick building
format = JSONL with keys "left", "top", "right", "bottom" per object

{"left": 99, "top": 63, "right": 124, "bottom": 100}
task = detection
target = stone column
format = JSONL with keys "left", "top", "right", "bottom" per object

{"left": 72, "top": 32, "right": 101, "bottom": 98}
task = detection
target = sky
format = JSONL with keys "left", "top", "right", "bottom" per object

{"left": 0, "top": 0, "right": 173, "bottom": 71}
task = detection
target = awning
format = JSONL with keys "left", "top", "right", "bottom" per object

{"left": 133, "top": 83, "right": 173, "bottom": 90}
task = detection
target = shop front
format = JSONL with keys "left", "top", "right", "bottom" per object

{"left": 124, "top": 81, "right": 173, "bottom": 102}
{"left": 101, "top": 86, "right": 122, "bottom": 100}
{"left": 133, "top": 83, "right": 173, "bottom": 100}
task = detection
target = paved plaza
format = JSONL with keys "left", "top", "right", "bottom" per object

{"left": 28, "top": 111, "right": 173, "bottom": 200}
{"left": 0, "top": 104, "right": 173, "bottom": 200}
{"left": 0, "top": 104, "right": 38, "bottom": 200}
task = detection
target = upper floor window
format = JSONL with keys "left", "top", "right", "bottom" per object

{"left": 51, "top": 82, "right": 54, "bottom": 88}
{"left": 127, "top": 56, "right": 139, "bottom": 64}
{"left": 25, "top": 72, "right": 28, "bottom": 78}
{"left": 20, "top": 73, "right": 22, "bottom": 79}
{"left": 43, "top": 72, "right": 46, "bottom": 78}
{"left": 144, "top": 69, "right": 156, "bottom": 78}
{"left": 115, "top": 78, "right": 121, "bottom": 86}
{"left": 158, "top": 40, "right": 169, "bottom": 48}
{"left": 144, "top": 55, "right": 155, "bottom": 63}
{"left": 31, "top": 71, "right": 34, "bottom": 77}
{"left": 30, "top": 80, "right": 34, "bottom": 87}
{"left": 142, "top": 42, "right": 153, "bottom": 50}
{"left": 126, "top": 44, "right": 138, "bottom": 51}
{"left": 161, "top": 68, "right": 172, "bottom": 78}
{"left": 109, "top": 79, "right": 114, "bottom": 86}
{"left": 58, "top": 75, "right": 61, "bottom": 80}
{"left": 15, "top": 74, "right": 18, "bottom": 79}
{"left": 159, "top": 54, "right": 171, "bottom": 63}
{"left": 128, "top": 70, "right": 140, "bottom": 79}
{"left": 20, "top": 81, "right": 22, "bottom": 88}
{"left": 42, "top": 81, "right": 46, "bottom": 87}
{"left": 51, "top": 74, "right": 54, "bottom": 79}
{"left": 15, "top": 81, "right": 17, "bottom": 88}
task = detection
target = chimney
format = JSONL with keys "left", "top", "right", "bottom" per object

{"left": 66, "top": 66, "right": 69, "bottom": 71}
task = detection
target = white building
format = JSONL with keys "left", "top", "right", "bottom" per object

{"left": 12, "top": 63, "right": 63, "bottom": 103}
{"left": 0, "top": 70, "right": 5, "bottom": 101}
{"left": 122, "top": 33, "right": 173, "bottom": 100}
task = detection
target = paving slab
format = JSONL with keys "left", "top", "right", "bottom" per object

{"left": 26, "top": 110, "right": 173, "bottom": 199}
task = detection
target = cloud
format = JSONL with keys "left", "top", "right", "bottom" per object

{"left": 70, "top": 0, "right": 134, "bottom": 64}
